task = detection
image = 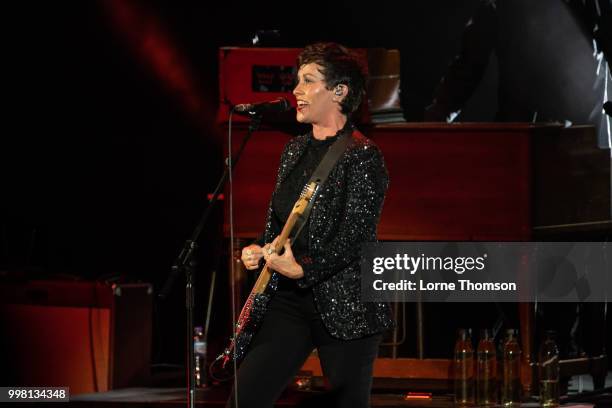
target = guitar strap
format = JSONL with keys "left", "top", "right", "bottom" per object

{"left": 289, "top": 128, "right": 354, "bottom": 242}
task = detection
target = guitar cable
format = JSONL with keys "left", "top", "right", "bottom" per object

{"left": 227, "top": 110, "right": 240, "bottom": 407}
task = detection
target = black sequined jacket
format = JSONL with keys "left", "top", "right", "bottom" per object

{"left": 260, "top": 128, "right": 394, "bottom": 340}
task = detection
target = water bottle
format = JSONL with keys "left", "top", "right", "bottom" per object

{"left": 501, "top": 329, "right": 522, "bottom": 407}
{"left": 194, "top": 326, "right": 207, "bottom": 388}
{"left": 454, "top": 328, "right": 475, "bottom": 405}
{"left": 477, "top": 329, "right": 497, "bottom": 406}
{"left": 539, "top": 331, "right": 559, "bottom": 407}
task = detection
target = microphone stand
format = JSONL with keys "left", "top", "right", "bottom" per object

{"left": 158, "top": 112, "right": 262, "bottom": 408}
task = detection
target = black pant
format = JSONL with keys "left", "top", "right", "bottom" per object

{"left": 227, "top": 286, "right": 382, "bottom": 408}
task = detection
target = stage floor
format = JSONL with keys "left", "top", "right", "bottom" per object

{"left": 61, "top": 373, "right": 612, "bottom": 408}
{"left": 69, "top": 387, "right": 456, "bottom": 407}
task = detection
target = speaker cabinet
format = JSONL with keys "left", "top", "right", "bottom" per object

{"left": 0, "top": 280, "right": 152, "bottom": 394}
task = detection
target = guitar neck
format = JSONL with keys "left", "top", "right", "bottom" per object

{"left": 247, "top": 182, "right": 316, "bottom": 295}
{"left": 251, "top": 210, "right": 301, "bottom": 294}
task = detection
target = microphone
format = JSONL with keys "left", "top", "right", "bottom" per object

{"left": 233, "top": 97, "right": 291, "bottom": 114}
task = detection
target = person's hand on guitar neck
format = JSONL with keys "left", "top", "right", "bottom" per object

{"left": 262, "top": 238, "right": 304, "bottom": 279}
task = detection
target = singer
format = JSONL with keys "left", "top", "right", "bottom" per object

{"left": 229, "top": 43, "right": 393, "bottom": 407}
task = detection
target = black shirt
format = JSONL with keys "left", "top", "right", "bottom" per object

{"left": 271, "top": 128, "right": 345, "bottom": 290}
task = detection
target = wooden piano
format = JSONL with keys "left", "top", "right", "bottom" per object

{"left": 223, "top": 122, "right": 611, "bottom": 392}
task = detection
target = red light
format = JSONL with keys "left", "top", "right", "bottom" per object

{"left": 404, "top": 392, "right": 432, "bottom": 400}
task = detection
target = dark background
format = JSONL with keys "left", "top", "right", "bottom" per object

{"left": 2, "top": 0, "right": 607, "bottom": 371}
{"left": 3, "top": 0, "right": 486, "bottom": 366}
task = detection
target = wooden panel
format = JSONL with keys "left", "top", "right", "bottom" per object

{"left": 0, "top": 304, "right": 111, "bottom": 394}
{"left": 371, "top": 123, "right": 533, "bottom": 240}
{"left": 223, "top": 128, "right": 290, "bottom": 237}
{"left": 224, "top": 123, "right": 543, "bottom": 241}
{"left": 225, "top": 123, "right": 612, "bottom": 241}
{"left": 0, "top": 281, "right": 152, "bottom": 394}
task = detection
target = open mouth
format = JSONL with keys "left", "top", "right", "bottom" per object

{"left": 297, "top": 100, "right": 309, "bottom": 111}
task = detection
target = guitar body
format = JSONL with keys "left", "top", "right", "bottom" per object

{"left": 211, "top": 182, "right": 318, "bottom": 380}
{"left": 220, "top": 276, "right": 273, "bottom": 371}
{"left": 232, "top": 291, "right": 272, "bottom": 361}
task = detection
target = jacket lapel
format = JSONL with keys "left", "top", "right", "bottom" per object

{"left": 277, "top": 133, "right": 309, "bottom": 186}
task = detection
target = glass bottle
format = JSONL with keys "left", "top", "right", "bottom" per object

{"left": 477, "top": 329, "right": 497, "bottom": 406}
{"left": 501, "top": 329, "right": 522, "bottom": 407}
{"left": 454, "top": 328, "right": 475, "bottom": 405}
{"left": 194, "top": 326, "right": 207, "bottom": 388}
{"left": 539, "top": 331, "right": 559, "bottom": 407}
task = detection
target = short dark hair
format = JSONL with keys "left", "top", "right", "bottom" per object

{"left": 297, "top": 43, "right": 366, "bottom": 115}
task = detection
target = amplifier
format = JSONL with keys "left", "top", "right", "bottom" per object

{"left": 217, "top": 47, "right": 372, "bottom": 124}
{"left": 0, "top": 280, "right": 152, "bottom": 394}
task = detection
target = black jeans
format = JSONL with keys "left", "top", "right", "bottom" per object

{"left": 227, "top": 286, "right": 382, "bottom": 408}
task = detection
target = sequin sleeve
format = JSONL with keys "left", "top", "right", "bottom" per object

{"left": 296, "top": 142, "right": 389, "bottom": 288}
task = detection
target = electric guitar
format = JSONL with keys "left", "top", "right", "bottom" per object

{"left": 211, "top": 181, "right": 318, "bottom": 379}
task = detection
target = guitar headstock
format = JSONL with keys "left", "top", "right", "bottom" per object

{"left": 300, "top": 181, "right": 318, "bottom": 201}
